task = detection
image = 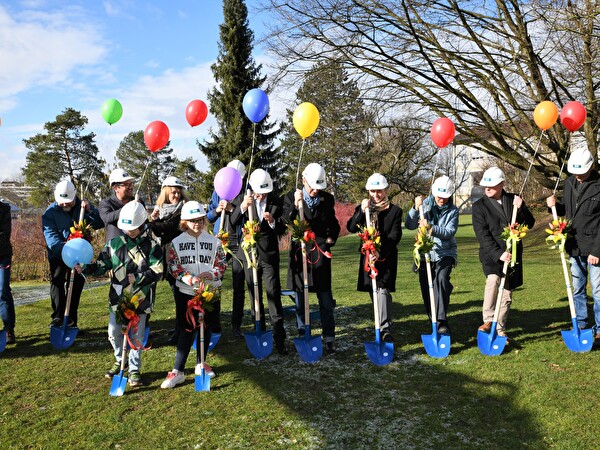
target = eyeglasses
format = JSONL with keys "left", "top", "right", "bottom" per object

{"left": 187, "top": 218, "right": 204, "bottom": 223}
{"left": 118, "top": 182, "right": 133, "bottom": 188}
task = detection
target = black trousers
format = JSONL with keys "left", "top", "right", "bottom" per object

{"left": 417, "top": 256, "right": 454, "bottom": 322}
{"left": 229, "top": 248, "right": 247, "bottom": 330}
{"left": 49, "top": 257, "right": 85, "bottom": 326}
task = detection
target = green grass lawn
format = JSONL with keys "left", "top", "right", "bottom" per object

{"left": 1, "top": 213, "right": 598, "bottom": 449}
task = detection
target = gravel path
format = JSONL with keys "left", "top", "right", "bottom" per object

{"left": 12, "top": 280, "right": 109, "bottom": 306}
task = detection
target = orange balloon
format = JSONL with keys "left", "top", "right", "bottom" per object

{"left": 533, "top": 101, "right": 558, "bottom": 130}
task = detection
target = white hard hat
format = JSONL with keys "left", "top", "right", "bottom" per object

{"left": 181, "top": 201, "right": 206, "bottom": 220}
{"left": 54, "top": 180, "right": 77, "bottom": 204}
{"left": 227, "top": 160, "right": 246, "bottom": 178}
{"left": 568, "top": 148, "right": 594, "bottom": 175}
{"left": 365, "top": 173, "right": 388, "bottom": 190}
{"left": 302, "top": 163, "right": 327, "bottom": 190}
{"left": 431, "top": 176, "right": 454, "bottom": 198}
{"left": 161, "top": 176, "right": 184, "bottom": 188}
{"left": 249, "top": 169, "right": 273, "bottom": 194}
{"left": 109, "top": 168, "right": 134, "bottom": 186}
{"left": 479, "top": 167, "right": 505, "bottom": 187}
{"left": 117, "top": 201, "right": 148, "bottom": 231}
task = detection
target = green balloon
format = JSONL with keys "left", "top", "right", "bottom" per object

{"left": 101, "top": 98, "right": 123, "bottom": 125}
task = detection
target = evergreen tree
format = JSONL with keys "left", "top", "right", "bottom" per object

{"left": 115, "top": 131, "right": 174, "bottom": 205}
{"left": 199, "top": 0, "right": 280, "bottom": 193}
{"left": 278, "top": 61, "right": 373, "bottom": 201}
{"left": 22, "top": 108, "right": 106, "bottom": 207}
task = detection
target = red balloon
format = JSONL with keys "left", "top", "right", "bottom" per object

{"left": 430, "top": 117, "right": 456, "bottom": 148}
{"left": 144, "top": 120, "right": 170, "bottom": 153}
{"left": 185, "top": 100, "right": 208, "bottom": 127}
{"left": 560, "top": 101, "right": 587, "bottom": 132}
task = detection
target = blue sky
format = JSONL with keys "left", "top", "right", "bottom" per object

{"left": 0, "top": 0, "right": 285, "bottom": 180}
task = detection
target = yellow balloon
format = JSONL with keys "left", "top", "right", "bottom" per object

{"left": 293, "top": 102, "right": 320, "bottom": 139}
{"left": 533, "top": 100, "right": 558, "bottom": 131}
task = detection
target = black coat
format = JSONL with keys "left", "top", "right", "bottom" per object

{"left": 472, "top": 191, "right": 535, "bottom": 289}
{"left": 230, "top": 192, "right": 286, "bottom": 265}
{"left": 282, "top": 190, "right": 340, "bottom": 292}
{"left": 346, "top": 204, "right": 403, "bottom": 292}
{"left": 554, "top": 171, "right": 600, "bottom": 257}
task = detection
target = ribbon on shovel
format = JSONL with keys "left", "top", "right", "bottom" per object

{"left": 501, "top": 223, "right": 528, "bottom": 267}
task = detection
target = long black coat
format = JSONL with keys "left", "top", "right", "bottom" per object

{"left": 282, "top": 190, "right": 340, "bottom": 292}
{"left": 554, "top": 171, "right": 600, "bottom": 258}
{"left": 346, "top": 204, "right": 403, "bottom": 292}
{"left": 472, "top": 191, "right": 535, "bottom": 289}
{"left": 230, "top": 192, "right": 286, "bottom": 265}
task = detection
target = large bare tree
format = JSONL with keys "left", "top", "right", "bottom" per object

{"left": 262, "top": 0, "right": 600, "bottom": 187}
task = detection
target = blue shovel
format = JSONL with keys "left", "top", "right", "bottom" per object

{"left": 192, "top": 331, "right": 220, "bottom": 352}
{"left": 49, "top": 269, "right": 79, "bottom": 350}
{"left": 109, "top": 335, "right": 129, "bottom": 397}
{"left": 293, "top": 203, "right": 322, "bottom": 363}
{"left": 550, "top": 207, "right": 594, "bottom": 352}
{"left": 195, "top": 319, "right": 211, "bottom": 392}
{"left": 363, "top": 208, "right": 393, "bottom": 365}
{"left": 244, "top": 199, "right": 273, "bottom": 359}
{"left": 0, "top": 330, "right": 5, "bottom": 352}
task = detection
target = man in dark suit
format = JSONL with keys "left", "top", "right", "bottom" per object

{"left": 231, "top": 169, "right": 288, "bottom": 354}
{"left": 547, "top": 146, "right": 600, "bottom": 335}
{"left": 282, "top": 163, "right": 341, "bottom": 353}
{"left": 472, "top": 167, "right": 535, "bottom": 340}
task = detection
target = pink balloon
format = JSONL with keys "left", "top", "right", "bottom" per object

{"left": 560, "top": 101, "right": 586, "bottom": 132}
{"left": 430, "top": 118, "right": 455, "bottom": 148}
{"left": 144, "top": 121, "right": 170, "bottom": 153}
{"left": 214, "top": 167, "right": 243, "bottom": 201}
{"left": 186, "top": 100, "right": 208, "bottom": 127}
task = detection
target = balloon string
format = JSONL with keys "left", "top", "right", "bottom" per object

{"left": 245, "top": 123, "right": 257, "bottom": 192}
{"left": 553, "top": 133, "right": 572, "bottom": 195}
{"left": 295, "top": 139, "right": 306, "bottom": 189}
{"left": 518, "top": 130, "right": 545, "bottom": 197}
{"left": 135, "top": 160, "right": 152, "bottom": 200}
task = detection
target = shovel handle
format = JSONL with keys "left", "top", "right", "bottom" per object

{"left": 365, "top": 208, "right": 381, "bottom": 330}
{"left": 551, "top": 206, "right": 576, "bottom": 318}
{"left": 418, "top": 205, "right": 438, "bottom": 325}
{"left": 199, "top": 316, "right": 205, "bottom": 367}
{"left": 298, "top": 202, "right": 311, "bottom": 326}
{"left": 247, "top": 190, "right": 261, "bottom": 320}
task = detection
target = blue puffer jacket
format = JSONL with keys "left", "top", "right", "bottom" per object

{"left": 405, "top": 195, "right": 459, "bottom": 262}
{"left": 42, "top": 198, "right": 104, "bottom": 260}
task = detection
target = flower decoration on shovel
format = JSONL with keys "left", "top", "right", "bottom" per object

{"left": 287, "top": 219, "right": 332, "bottom": 261}
{"left": 186, "top": 281, "right": 220, "bottom": 331}
{"left": 545, "top": 217, "right": 572, "bottom": 252}
{"left": 213, "top": 229, "right": 242, "bottom": 265}
{"left": 115, "top": 290, "right": 148, "bottom": 350}
{"left": 500, "top": 222, "right": 528, "bottom": 266}
{"left": 413, "top": 224, "right": 434, "bottom": 268}
{"left": 68, "top": 219, "right": 93, "bottom": 242}
{"left": 241, "top": 219, "right": 261, "bottom": 269}
{"left": 358, "top": 225, "right": 382, "bottom": 278}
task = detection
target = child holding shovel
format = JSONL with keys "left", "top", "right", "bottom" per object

{"left": 346, "top": 173, "right": 403, "bottom": 343}
{"left": 160, "top": 201, "right": 227, "bottom": 389}
{"left": 77, "top": 201, "right": 163, "bottom": 387}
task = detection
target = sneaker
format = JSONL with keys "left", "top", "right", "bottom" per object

{"left": 105, "top": 362, "right": 125, "bottom": 379}
{"left": 5, "top": 329, "right": 15, "bottom": 345}
{"left": 160, "top": 371, "right": 185, "bottom": 389}
{"left": 478, "top": 322, "right": 492, "bottom": 333}
{"left": 381, "top": 331, "right": 394, "bottom": 343}
{"left": 325, "top": 342, "right": 336, "bottom": 353}
{"left": 195, "top": 363, "right": 216, "bottom": 379}
{"left": 437, "top": 321, "right": 450, "bottom": 336}
{"left": 128, "top": 371, "right": 143, "bottom": 387}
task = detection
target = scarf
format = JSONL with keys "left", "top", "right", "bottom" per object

{"left": 368, "top": 197, "right": 390, "bottom": 230}
{"left": 157, "top": 201, "right": 183, "bottom": 219}
{"left": 303, "top": 188, "right": 320, "bottom": 209}
{"left": 427, "top": 195, "right": 453, "bottom": 225}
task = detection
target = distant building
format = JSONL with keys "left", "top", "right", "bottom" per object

{"left": 0, "top": 179, "right": 34, "bottom": 207}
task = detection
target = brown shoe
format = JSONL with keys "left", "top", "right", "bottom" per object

{"left": 478, "top": 322, "right": 492, "bottom": 333}
{"left": 5, "top": 329, "right": 15, "bottom": 345}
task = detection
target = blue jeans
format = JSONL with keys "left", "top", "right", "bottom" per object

{"left": 570, "top": 256, "right": 600, "bottom": 329}
{"left": 0, "top": 258, "right": 15, "bottom": 330}
{"left": 108, "top": 311, "right": 147, "bottom": 372}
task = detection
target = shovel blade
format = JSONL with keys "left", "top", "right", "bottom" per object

{"left": 195, "top": 369, "right": 211, "bottom": 392}
{"left": 421, "top": 333, "right": 451, "bottom": 359}
{"left": 0, "top": 330, "right": 6, "bottom": 352}
{"left": 293, "top": 333, "right": 323, "bottom": 363}
{"left": 142, "top": 326, "right": 151, "bottom": 348}
{"left": 561, "top": 319, "right": 594, "bottom": 353}
{"left": 50, "top": 320, "right": 78, "bottom": 351}
{"left": 477, "top": 326, "right": 507, "bottom": 356}
{"left": 109, "top": 371, "right": 127, "bottom": 397}
{"left": 364, "top": 341, "right": 394, "bottom": 366}
{"left": 244, "top": 329, "right": 273, "bottom": 360}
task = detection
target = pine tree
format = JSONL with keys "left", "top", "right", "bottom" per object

{"left": 278, "top": 61, "right": 373, "bottom": 201}
{"left": 22, "top": 108, "right": 106, "bottom": 207}
{"left": 115, "top": 131, "right": 175, "bottom": 205}
{"left": 198, "top": 0, "right": 280, "bottom": 196}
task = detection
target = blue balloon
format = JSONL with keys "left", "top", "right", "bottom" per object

{"left": 242, "top": 88, "right": 269, "bottom": 123}
{"left": 61, "top": 238, "right": 94, "bottom": 269}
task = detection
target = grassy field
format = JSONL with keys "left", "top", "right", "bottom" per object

{"left": 1, "top": 213, "right": 598, "bottom": 449}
